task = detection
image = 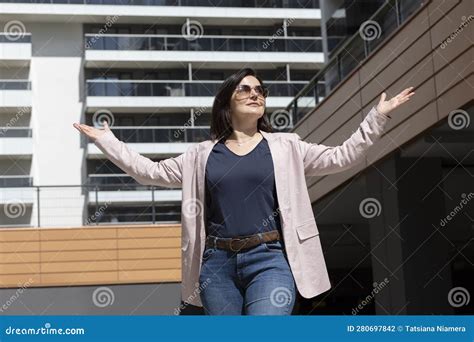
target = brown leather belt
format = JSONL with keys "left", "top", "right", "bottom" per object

{"left": 205, "top": 230, "right": 281, "bottom": 252}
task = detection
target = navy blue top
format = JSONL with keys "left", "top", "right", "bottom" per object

{"left": 204, "top": 136, "right": 282, "bottom": 238}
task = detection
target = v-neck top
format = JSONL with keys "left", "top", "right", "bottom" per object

{"left": 204, "top": 136, "right": 282, "bottom": 238}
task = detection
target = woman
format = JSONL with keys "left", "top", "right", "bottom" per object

{"left": 74, "top": 68, "right": 415, "bottom": 315}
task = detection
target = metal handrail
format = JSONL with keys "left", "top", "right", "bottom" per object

{"left": 285, "top": 0, "right": 429, "bottom": 126}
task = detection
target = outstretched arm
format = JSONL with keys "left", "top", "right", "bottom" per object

{"left": 74, "top": 121, "right": 184, "bottom": 188}
{"left": 296, "top": 87, "right": 415, "bottom": 176}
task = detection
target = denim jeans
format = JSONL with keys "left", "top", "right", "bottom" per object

{"left": 198, "top": 239, "right": 296, "bottom": 315}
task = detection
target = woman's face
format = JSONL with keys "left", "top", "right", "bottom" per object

{"left": 229, "top": 75, "right": 266, "bottom": 123}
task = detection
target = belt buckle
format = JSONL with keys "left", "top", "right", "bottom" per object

{"left": 229, "top": 237, "right": 243, "bottom": 252}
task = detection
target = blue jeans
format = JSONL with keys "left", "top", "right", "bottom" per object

{"left": 198, "top": 239, "right": 296, "bottom": 315}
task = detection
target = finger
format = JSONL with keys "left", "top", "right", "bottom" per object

{"left": 400, "top": 86, "right": 414, "bottom": 96}
{"left": 103, "top": 120, "right": 109, "bottom": 130}
{"left": 379, "top": 92, "right": 386, "bottom": 103}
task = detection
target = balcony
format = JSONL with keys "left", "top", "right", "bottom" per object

{"left": 87, "top": 126, "right": 205, "bottom": 156}
{"left": 0, "top": 33, "right": 32, "bottom": 67}
{"left": 0, "top": 184, "right": 181, "bottom": 228}
{"left": 86, "top": 80, "right": 311, "bottom": 111}
{"left": 0, "top": 0, "right": 319, "bottom": 7}
{"left": 0, "top": 2, "right": 321, "bottom": 25}
{"left": 0, "top": 127, "right": 33, "bottom": 156}
{"left": 87, "top": 175, "right": 182, "bottom": 203}
{"left": 85, "top": 34, "right": 324, "bottom": 68}
{"left": 0, "top": 80, "right": 32, "bottom": 110}
{"left": 0, "top": 176, "right": 33, "bottom": 187}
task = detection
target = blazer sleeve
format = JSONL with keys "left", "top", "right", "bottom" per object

{"left": 295, "top": 106, "right": 392, "bottom": 177}
{"left": 93, "top": 130, "right": 185, "bottom": 188}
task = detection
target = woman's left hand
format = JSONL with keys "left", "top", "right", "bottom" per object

{"left": 376, "top": 86, "right": 415, "bottom": 116}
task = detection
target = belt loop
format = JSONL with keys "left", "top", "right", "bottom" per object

{"left": 257, "top": 232, "right": 263, "bottom": 244}
{"left": 213, "top": 236, "right": 217, "bottom": 249}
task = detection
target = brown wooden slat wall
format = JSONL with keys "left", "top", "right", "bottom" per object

{"left": 0, "top": 224, "right": 182, "bottom": 288}
{"left": 293, "top": 0, "right": 473, "bottom": 203}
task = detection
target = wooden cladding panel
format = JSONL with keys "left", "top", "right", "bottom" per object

{"left": 0, "top": 225, "right": 182, "bottom": 288}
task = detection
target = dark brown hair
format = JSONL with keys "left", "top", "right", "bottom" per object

{"left": 210, "top": 68, "right": 273, "bottom": 141}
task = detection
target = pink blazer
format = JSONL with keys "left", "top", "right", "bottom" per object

{"left": 94, "top": 105, "right": 391, "bottom": 307}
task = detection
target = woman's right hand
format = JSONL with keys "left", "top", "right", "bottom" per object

{"left": 73, "top": 120, "right": 111, "bottom": 142}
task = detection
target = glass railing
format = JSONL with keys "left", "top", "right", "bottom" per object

{"left": 0, "top": 184, "right": 182, "bottom": 227}
{"left": 0, "top": 0, "right": 319, "bottom": 8}
{"left": 86, "top": 80, "right": 308, "bottom": 97}
{"left": 0, "top": 127, "right": 32, "bottom": 137}
{"left": 285, "top": 0, "right": 428, "bottom": 127}
{"left": 88, "top": 174, "right": 175, "bottom": 191}
{"left": 84, "top": 34, "right": 323, "bottom": 52}
{"left": 104, "top": 126, "right": 210, "bottom": 143}
{"left": 0, "top": 80, "right": 31, "bottom": 90}
{"left": 0, "top": 176, "right": 33, "bottom": 187}
{"left": 0, "top": 33, "right": 31, "bottom": 43}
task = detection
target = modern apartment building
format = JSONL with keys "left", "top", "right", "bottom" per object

{"left": 0, "top": 0, "right": 323, "bottom": 228}
{"left": 0, "top": 0, "right": 472, "bottom": 315}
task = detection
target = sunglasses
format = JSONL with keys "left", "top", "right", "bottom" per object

{"left": 234, "top": 84, "right": 269, "bottom": 98}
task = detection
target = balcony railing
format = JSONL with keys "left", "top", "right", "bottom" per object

{"left": 285, "top": 0, "right": 428, "bottom": 126}
{"left": 0, "top": 127, "right": 32, "bottom": 137}
{"left": 85, "top": 34, "right": 323, "bottom": 52}
{"left": 87, "top": 80, "right": 308, "bottom": 97}
{"left": 103, "top": 126, "right": 210, "bottom": 143}
{"left": 88, "top": 174, "right": 176, "bottom": 191}
{"left": 0, "top": 0, "right": 319, "bottom": 8}
{"left": 0, "top": 184, "right": 181, "bottom": 227}
{"left": 0, "top": 33, "right": 32, "bottom": 43}
{"left": 0, "top": 176, "right": 33, "bottom": 187}
{"left": 0, "top": 80, "right": 31, "bottom": 90}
